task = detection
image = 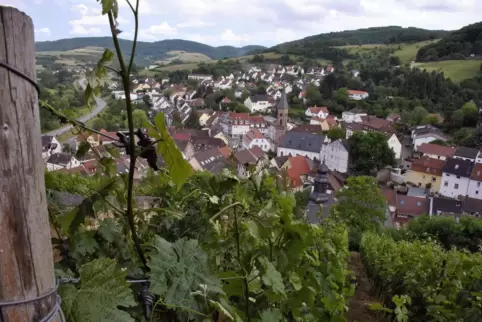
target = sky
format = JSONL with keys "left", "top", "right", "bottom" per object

{"left": 3, "top": 0, "right": 482, "bottom": 47}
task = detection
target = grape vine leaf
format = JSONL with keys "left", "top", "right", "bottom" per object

{"left": 98, "top": 0, "right": 115, "bottom": 15}
{"left": 147, "top": 236, "right": 223, "bottom": 309}
{"left": 209, "top": 299, "right": 243, "bottom": 321}
{"left": 257, "top": 256, "right": 286, "bottom": 299}
{"left": 98, "top": 218, "right": 121, "bottom": 243}
{"left": 260, "top": 308, "right": 283, "bottom": 322}
{"left": 60, "top": 258, "right": 135, "bottom": 322}
{"left": 146, "top": 113, "right": 193, "bottom": 187}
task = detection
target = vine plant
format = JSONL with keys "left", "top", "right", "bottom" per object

{"left": 44, "top": 1, "right": 355, "bottom": 321}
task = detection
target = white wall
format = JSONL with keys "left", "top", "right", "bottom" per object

{"left": 46, "top": 158, "right": 81, "bottom": 172}
{"left": 387, "top": 134, "right": 402, "bottom": 159}
{"left": 413, "top": 136, "right": 439, "bottom": 151}
{"left": 244, "top": 138, "right": 270, "bottom": 152}
{"left": 467, "top": 180, "right": 482, "bottom": 199}
{"left": 277, "top": 147, "right": 320, "bottom": 161}
{"left": 321, "top": 141, "right": 349, "bottom": 173}
{"left": 423, "top": 152, "right": 448, "bottom": 161}
{"left": 439, "top": 173, "right": 470, "bottom": 198}
{"left": 342, "top": 112, "right": 366, "bottom": 123}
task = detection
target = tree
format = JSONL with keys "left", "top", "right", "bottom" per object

{"left": 412, "top": 106, "right": 428, "bottom": 126}
{"left": 305, "top": 84, "right": 322, "bottom": 105}
{"left": 335, "top": 87, "right": 349, "bottom": 103}
{"left": 430, "top": 139, "right": 448, "bottom": 146}
{"left": 326, "top": 127, "right": 346, "bottom": 140}
{"left": 332, "top": 176, "right": 386, "bottom": 231}
{"left": 235, "top": 104, "right": 250, "bottom": 113}
{"left": 185, "top": 111, "right": 200, "bottom": 129}
{"left": 461, "top": 101, "right": 478, "bottom": 126}
{"left": 241, "top": 89, "right": 250, "bottom": 102}
{"left": 423, "top": 114, "right": 440, "bottom": 125}
{"left": 348, "top": 131, "right": 395, "bottom": 174}
{"left": 76, "top": 141, "right": 91, "bottom": 159}
{"left": 389, "top": 55, "right": 401, "bottom": 66}
{"left": 451, "top": 109, "right": 464, "bottom": 128}
{"left": 172, "top": 110, "right": 183, "bottom": 128}
{"left": 132, "top": 109, "right": 148, "bottom": 128}
{"left": 92, "top": 118, "right": 106, "bottom": 130}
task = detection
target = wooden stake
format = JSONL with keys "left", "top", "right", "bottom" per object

{"left": 0, "top": 6, "right": 57, "bottom": 321}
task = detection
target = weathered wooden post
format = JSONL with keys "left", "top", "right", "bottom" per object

{"left": 0, "top": 6, "right": 58, "bottom": 321}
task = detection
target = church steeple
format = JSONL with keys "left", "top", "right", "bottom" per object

{"left": 309, "top": 162, "right": 329, "bottom": 204}
{"left": 277, "top": 88, "right": 289, "bottom": 129}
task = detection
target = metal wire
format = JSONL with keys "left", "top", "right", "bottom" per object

{"left": 0, "top": 60, "right": 40, "bottom": 95}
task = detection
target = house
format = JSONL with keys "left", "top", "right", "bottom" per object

{"left": 348, "top": 90, "right": 369, "bottom": 100}
{"left": 428, "top": 197, "right": 463, "bottom": 217}
{"left": 467, "top": 163, "right": 482, "bottom": 200}
{"left": 244, "top": 95, "right": 271, "bottom": 113}
{"left": 277, "top": 132, "right": 325, "bottom": 161}
{"left": 439, "top": 157, "right": 473, "bottom": 199}
{"left": 189, "top": 148, "right": 225, "bottom": 172}
{"left": 46, "top": 153, "right": 81, "bottom": 171}
{"left": 404, "top": 156, "right": 445, "bottom": 193}
{"left": 41, "top": 135, "right": 62, "bottom": 160}
{"left": 321, "top": 140, "right": 350, "bottom": 173}
{"left": 476, "top": 149, "right": 482, "bottom": 164}
{"left": 76, "top": 132, "right": 100, "bottom": 147}
{"left": 342, "top": 107, "right": 367, "bottom": 123}
{"left": 221, "top": 113, "right": 267, "bottom": 138}
{"left": 234, "top": 146, "right": 267, "bottom": 179}
{"left": 285, "top": 156, "right": 314, "bottom": 191}
{"left": 310, "top": 115, "right": 337, "bottom": 131}
{"left": 386, "top": 114, "right": 401, "bottom": 123}
{"left": 305, "top": 106, "right": 329, "bottom": 119}
{"left": 411, "top": 126, "right": 448, "bottom": 151}
{"left": 461, "top": 198, "right": 482, "bottom": 216}
{"left": 174, "top": 139, "right": 195, "bottom": 160}
{"left": 453, "top": 146, "right": 479, "bottom": 162}
{"left": 383, "top": 188, "right": 429, "bottom": 228}
{"left": 188, "top": 74, "right": 213, "bottom": 81}
{"left": 242, "top": 129, "right": 270, "bottom": 152}
{"left": 417, "top": 143, "right": 456, "bottom": 161}
{"left": 290, "top": 124, "right": 323, "bottom": 134}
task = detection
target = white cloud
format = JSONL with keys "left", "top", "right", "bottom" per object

{"left": 35, "top": 27, "right": 51, "bottom": 36}
{"left": 140, "top": 22, "right": 178, "bottom": 40}
{"left": 176, "top": 20, "right": 215, "bottom": 28}
{"left": 69, "top": 25, "right": 102, "bottom": 36}
{"left": 220, "top": 29, "right": 251, "bottom": 45}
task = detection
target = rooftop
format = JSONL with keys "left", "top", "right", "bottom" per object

{"left": 279, "top": 132, "right": 325, "bottom": 153}
{"left": 454, "top": 146, "right": 479, "bottom": 159}
{"left": 442, "top": 157, "right": 473, "bottom": 177}
{"left": 417, "top": 143, "right": 456, "bottom": 158}
{"left": 411, "top": 156, "right": 446, "bottom": 176}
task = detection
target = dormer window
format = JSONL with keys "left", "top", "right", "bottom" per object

{"left": 455, "top": 164, "right": 459, "bottom": 169}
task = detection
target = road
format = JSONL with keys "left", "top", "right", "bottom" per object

{"left": 43, "top": 79, "right": 108, "bottom": 137}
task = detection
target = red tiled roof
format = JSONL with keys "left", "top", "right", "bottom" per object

{"left": 471, "top": 163, "right": 482, "bottom": 181}
{"left": 250, "top": 146, "right": 265, "bottom": 159}
{"left": 383, "top": 188, "right": 429, "bottom": 217}
{"left": 417, "top": 143, "right": 456, "bottom": 158}
{"left": 386, "top": 114, "right": 401, "bottom": 122}
{"left": 411, "top": 156, "right": 446, "bottom": 176}
{"left": 325, "top": 115, "right": 337, "bottom": 126}
{"left": 287, "top": 156, "right": 311, "bottom": 188}
{"left": 57, "top": 165, "right": 89, "bottom": 175}
{"left": 228, "top": 112, "right": 250, "bottom": 120}
{"left": 308, "top": 106, "right": 329, "bottom": 114}
{"left": 82, "top": 160, "right": 99, "bottom": 173}
{"left": 218, "top": 146, "right": 232, "bottom": 159}
{"left": 174, "top": 133, "right": 191, "bottom": 141}
{"left": 363, "top": 116, "right": 392, "bottom": 131}
{"left": 99, "top": 129, "right": 118, "bottom": 141}
{"left": 244, "top": 129, "right": 265, "bottom": 142}
{"left": 348, "top": 90, "right": 368, "bottom": 95}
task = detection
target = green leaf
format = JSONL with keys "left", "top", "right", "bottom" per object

{"left": 260, "top": 308, "right": 283, "bottom": 322}
{"left": 209, "top": 298, "right": 243, "bottom": 321}
{"left": 147, "top": 236, "right": 223, "bottom": 309}
{"left": 289, "top": 272, "right": 302, "bottom": 291}
{"left": 218, "top": 271, "right": 243, "bottom": 297}
{"left": 98, "top": 218, "right": 121, "bottom": 243}
{"left": 60, "top": 258, "right": 135, "bottom": 322}
{"left": 84, "top": 83, "right": 95, "bottom": 108}
{"left": 99, "top": 0, "right": 115, "bottom": 15}
{"left": 209, "top": 195, "right": 220, "bottom": 204}
{"left": 147, "top": 113, "right": 193, "bottom": 187}
{"left": 257, "top": 256, "right": 285, "bottom": 297}
{"left": 72, "top": 231, "right": 99, "bottom": 257}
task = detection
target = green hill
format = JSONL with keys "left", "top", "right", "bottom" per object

{"left": 35, "top": 37, "right": 265, "bottom": 66}
{"left": 416, "top": 21, "right": 482, "bottom": 61}
{"left": 266, "top": 26, "right": 450, "bottom": 60}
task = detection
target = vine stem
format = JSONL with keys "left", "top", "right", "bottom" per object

{"left": 108, "top": 7, "right": 147, "bottom": 269}
{"left": 234, "top": 206, "right": 251, "bottom": 322}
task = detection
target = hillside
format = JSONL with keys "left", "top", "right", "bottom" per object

{"left": 35, "top": 37, "right": 265, "bottom": 66}
{"left": 268, "top": 26, "right": 450, "bottom": 60}
{"left": 416, "top": 21, "right": 482, "bottom": 61}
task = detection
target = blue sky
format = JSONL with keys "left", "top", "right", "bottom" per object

{"left": 4, "top": 0, "right": 482, "bottom": 47}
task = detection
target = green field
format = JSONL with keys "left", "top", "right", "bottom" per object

{"left": 413, "top": 59, "right": 482, "bottom": 82}
{"left": 337, "top": 39, "right": 440, "bottom": 64}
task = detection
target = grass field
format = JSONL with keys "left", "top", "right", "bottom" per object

{"left": 413, "top": 59, "right": 482, "bottom": 82}
{"left": 155, "top": 51, "right": 213, "bottom": 65}
{"left": 337, "top": 39, "right": 440, "bottom": 64}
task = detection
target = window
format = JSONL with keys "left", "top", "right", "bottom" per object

{"left": 456, "top": 176, "right": 460, "bottom": 179}
{"left": 455, "top": 164, "right": 459, "bottom": 169}
{"left": 432, "top": 177, "right": 436, "bottom": 182}
{"left": 478, "top": 182, "right": 481, "bottom": 187}
{"left": 417, "top": 201, "right": 421, "bottom": 206}
{"left": 476, "top": 191, "right": 479, "bottom": 195}
{"left": 454, "top": 183, "right": 459, "bottom": 189}
{"left": 400, "top": 200, "right": 405, "bottom": 205}
{"left": 444, "top": 181, "right": 448, "bottom": 187}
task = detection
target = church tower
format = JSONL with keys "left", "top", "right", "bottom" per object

{"left": 277, "top": 88, "right": 289, "bottom": 129}
{"left": 309, "top": 162, "right": 329, "bottom": 204}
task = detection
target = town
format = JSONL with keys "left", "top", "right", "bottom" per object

{"left": 41, "top": 60, "right": 482, "bottom": 228}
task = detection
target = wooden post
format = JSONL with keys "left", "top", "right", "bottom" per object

{"left": 0, "top": 6, "right": 57, "bottom": 322}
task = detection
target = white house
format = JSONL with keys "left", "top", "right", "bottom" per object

{"left": 476, "top": 150, "right": 482, "bottom": 164}
{"left": 277, "top": 132, "right": 325, "bottom": 161}
{"left": 305, "top": 106, "right": 329, "bottom": 119}
{"left": 342, "top": 107, "right": 367, "bottom": 123}
{"left": 467, "top": 163, "right": 482, "bottom": 199}
{"left": 112, "top": 91, "right": 138, "bottom": 101}
{"left": 41, "top": 136, "right": 62, "bottom": 160}
{"left": 387, "top": 133, "right": 402, "bottom": 160}
{"left": 46, "top": 153, "right": 81, "bottom": 172}
{"left": 244, "top": 95, "right": 271, "bottom": 112}
{"left": 221, "top": 113, "right": 252, "bottom": 138}
{"left": 453, "top": 147, "right": 479, "bottom": 162}
{"left": 321, "top": 140, "right": 350, "bottom": 173}
{"left": 348, "top": 90, "right": 369, "bottom": 100}
{"left": 242, "top": 129, "right": 270, "bottom": 152}
{"left": 417, "top": 143, "right": 456, "bottom": 161}
{"left": 439, "top": 157, "right": 473, "bottom": 199}
{"left": 188, "top": 74, "right": 213, "bottom": 81}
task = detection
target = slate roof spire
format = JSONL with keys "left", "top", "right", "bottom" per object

{"left": 277, "top": 88, "right": 289, "bottom": 110}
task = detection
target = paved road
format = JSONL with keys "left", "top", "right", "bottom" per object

{"left": 44, "top": 79, "right": 108, "bottom": 137}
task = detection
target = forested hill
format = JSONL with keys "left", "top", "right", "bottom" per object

{"left": 416, "top": 22, "right": 482, "bottom": 62}
{"left": 265, "top": 26, "right": 450, "bottom": 60}
{"left": 35, "top": 37, "right": 265, "bottom": 61}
